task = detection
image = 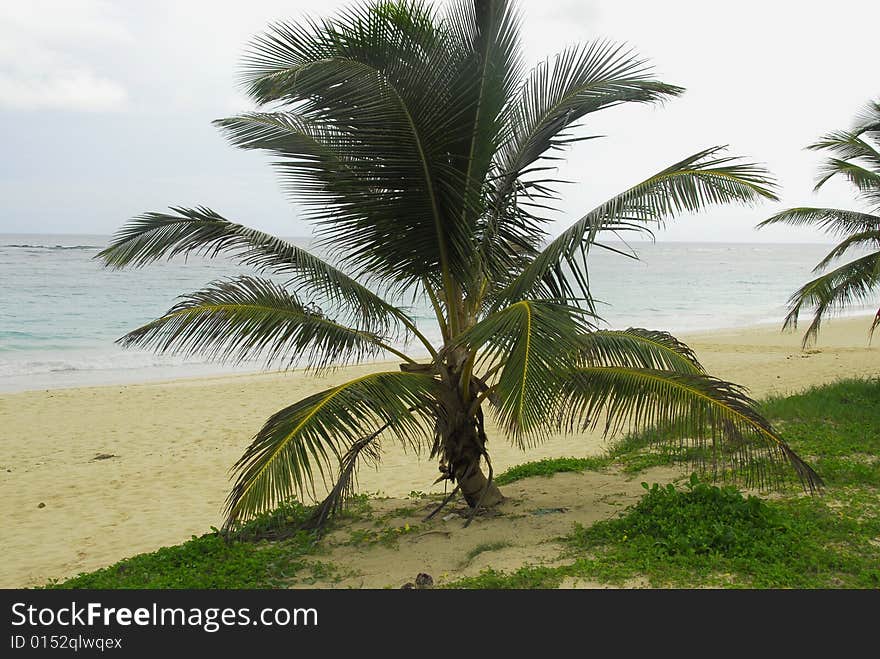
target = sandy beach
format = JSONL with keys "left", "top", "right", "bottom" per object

{"left": 2, "top": 314, "right": 879, "bottom": 589}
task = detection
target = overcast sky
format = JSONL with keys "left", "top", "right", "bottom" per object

{"left": 0, "top": 0, "right": 877, "bottom": 242}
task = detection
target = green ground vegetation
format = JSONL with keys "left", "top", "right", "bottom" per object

{"left": 46, "top": 378, "right": 880, "bottom": 589}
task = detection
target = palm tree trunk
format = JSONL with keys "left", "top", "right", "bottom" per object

{"left": 437, "top": 380, "right": 504, "bottom": 509}
{"left": 456, "top": 457, "right": 504, "bottom": 508}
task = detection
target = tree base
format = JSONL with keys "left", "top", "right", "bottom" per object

{"left": 460, "top": 466, "right": 505, "bottom": 508}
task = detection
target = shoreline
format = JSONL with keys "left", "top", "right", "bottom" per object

{"left": 3, "top": 309, "right": 876, "bottom": 396}
{"left": 2, "top": 314, "right": 879, "bottom": 588}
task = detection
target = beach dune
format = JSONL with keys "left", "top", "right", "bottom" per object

{"left": 1, "top": 315, "right": 879, "bottom": 588}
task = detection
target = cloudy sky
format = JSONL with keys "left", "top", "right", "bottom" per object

{"left": 0, "top": 0, "right": 877, "bottom": 242}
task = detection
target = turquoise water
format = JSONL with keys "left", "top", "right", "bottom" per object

{"left": 0, "top": 233, "right": 872, "bottom": 392}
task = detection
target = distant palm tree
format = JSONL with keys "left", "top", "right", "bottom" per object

{"left": 758, "top": 99, "right": 880, "bottom": 346}
{"left": 98, "top": 0, "right": 820, "bottom": 530}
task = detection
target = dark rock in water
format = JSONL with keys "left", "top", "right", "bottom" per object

{"left": 37, "top": 502, "right": 45, "bottom": 508}
{"left": 400, "top": 582, "right": 416, "bottom": 589}
{"left": 415, "top": 573, "right": 434, "bottom": 588}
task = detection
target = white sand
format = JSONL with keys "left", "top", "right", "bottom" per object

{"left": 1, "top": 315, "right": 878, "bottom": 588}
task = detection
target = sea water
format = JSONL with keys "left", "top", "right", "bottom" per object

{"left": 0, "top": 233, "right": 873, "bottom": 392}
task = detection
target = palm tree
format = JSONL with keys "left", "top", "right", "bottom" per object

{"left": 758, "top": 98, "right": 880, "bottom": 347}
{"left": 98, "top": 0, "right": 820, "bottom": 531}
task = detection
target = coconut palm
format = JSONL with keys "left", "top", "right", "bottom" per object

{"left": 98, "top": 0, "right": 820, "bottom": 530}
{"left": 758, "top": 99, "right": 880, "bottom": 347}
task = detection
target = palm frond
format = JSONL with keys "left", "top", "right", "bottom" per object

{"left": 582, "top": 328, "right": 706, "bottom": 374}
{"left": 756, "top": 207, "right": 880, "bottom": 238}
{"left": 807, "top": 130, "right": 880, "bottom": 171}
{"left": 812, "top": 230, "right": 880, "bottom": 272}
{"left": 813, "top": 158, "right": 880, "bottom": 204}
{"left": 493, "top": 146, "right": 778, "bottom": 308}
{"left": 95, "top": 207, "right": 408, "bottom": 334}
{"left": 804, "top": 100, "right": 880, "bottom": 209}
{"left": 240, "top": 1, "right": 445, "bottom": 107}
{"left": 305, "top": 428, "right": 385, "bottom": 530}
{"left": 761, "top": 98, "right": 880, "bottom": 347}
{"left": 213, "top": 111, "right": 360, "bottom": 201}
{"left": 224, "top": 370, "right": 439, "bottom": 527}
{"left": 456, "top": 300, "right": 595, "bottom": 443}
{"left": 559, "top": 366, "right": 822, "bottom": 491}
{"left": 119, "top": 276, "right": 413, "bottom": 371}
{"left": 495, "top": 40, "right": 682, "bottom": 182}
{"left": 850, "top": 99, "right": 880, "bottom": 139}
{"left": 234, "top": 1, "right": 478, "bottom": 294}
{"left": 782, "top": 251, "right": 880, "bottom": 347}
{"left": 476, "top": 40, "right": 682, "bottom": 290}
{"left": 871, "top": 309, "right": 880, "bottom": 341}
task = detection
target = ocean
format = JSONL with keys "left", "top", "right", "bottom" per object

{"left": 1, "top": 233, "right": 873, "bottom": 393}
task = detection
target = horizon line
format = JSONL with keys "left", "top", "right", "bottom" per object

{"left": 0, "top": 231, "right": 839, "bottom": 246}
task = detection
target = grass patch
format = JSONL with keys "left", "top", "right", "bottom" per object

{"left": 447, "top": 378, "right": 880, "bottom": 589}
{"left": 346, "top": 523, "right": 418, "bottom": 548}
{"left": 607, "top": 432, "right": 714, "bottom": 476}
{"left": 447, "top": 475, "right": 880, "bottom": 589}
{"left": 494, "top": 456, "right": 610, "bottom": 485}
{"left": 564, "top": 476, "right": 879, "bottom": 588}
{"left": 760, "top": 377, "right": 880, "bottom": 488}
{"left": 600, "top": 377, "right": 880, "bottom": 487}
{"left": 45, "top": 498, "right": 321, "bottom": 589}
{"left": 444, "top": 565, "right": 566, "bottom": 589}
{"left": 578, "top": 475, "right": 791, "bottom": 562}
{"left": 461, "top": 541, "right": 513, "bottom": 567}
